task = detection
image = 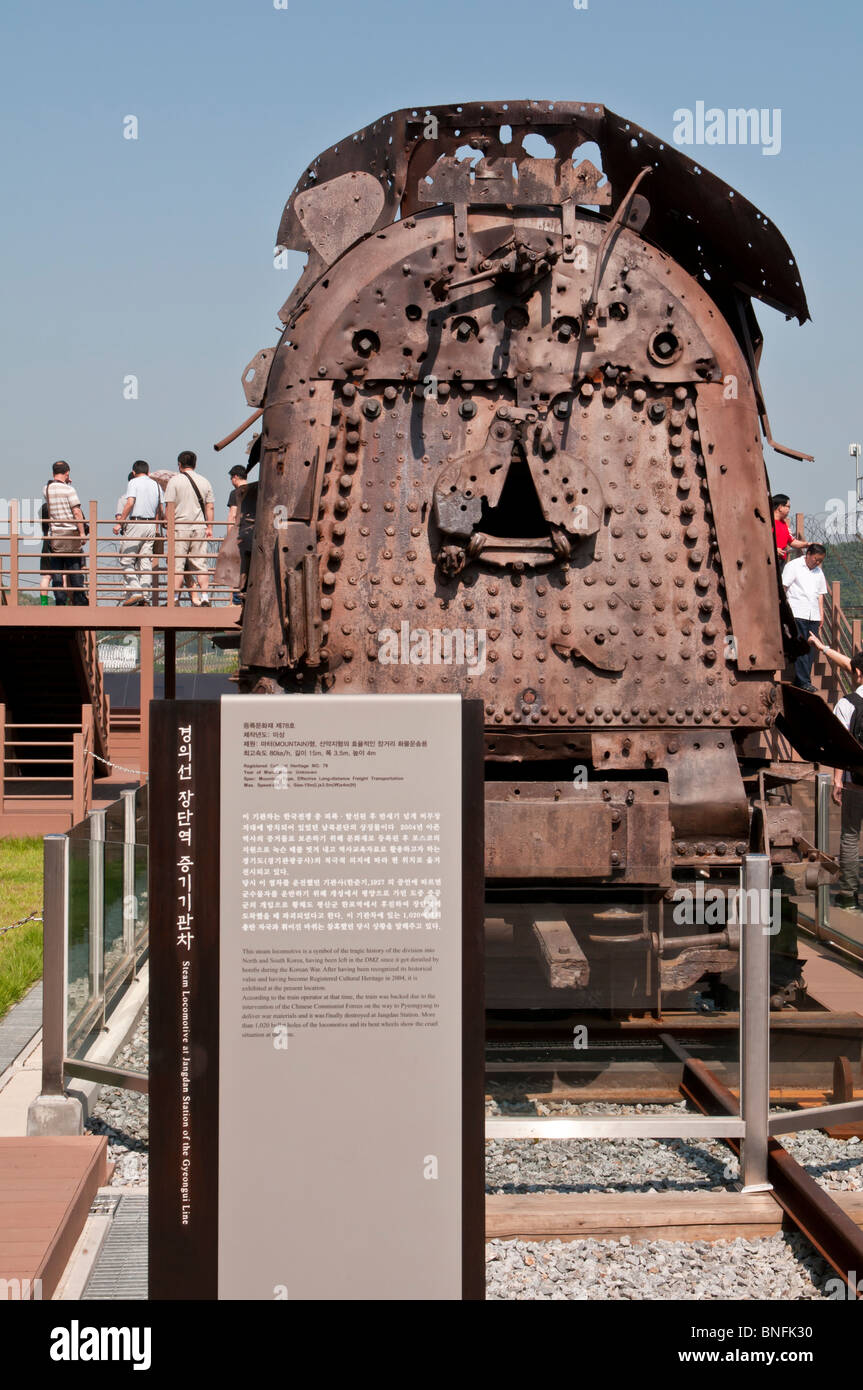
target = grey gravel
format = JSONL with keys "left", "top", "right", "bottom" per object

{"left": 783, "top": 1128, "right": 863, "bottom": 1191}
{"left": 484, "top": 1094, "right": 860, "bottom": 1299}
{"left": 85, "top": 1008, "right": 148, "bottom": 1186}
{"left": 485, "top": 1232, "right": 833, "bottom": 1300}
{"left": 486, "top": 1096, "right": 863, "bottom": 1193}
{"left": 486, "top": 1099, "right": 737, "bottom": 1193}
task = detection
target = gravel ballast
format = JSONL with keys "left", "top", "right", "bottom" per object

{"left": 486, "top": 1096, "right": 863, "bottom": 1194}
{"left": 485, "top": 1232, "right": 833, "bottom": 1300}
{"left": 85, "top": 1007, "right": 149, "bottom": 1186}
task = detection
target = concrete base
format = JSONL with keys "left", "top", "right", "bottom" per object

{"left": 26, "top": 1093, "right": 84, "bottom": 1136}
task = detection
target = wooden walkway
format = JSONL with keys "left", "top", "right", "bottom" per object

{"left": 0, "top": 1137, "right": 108, "bottom": 1299}
{"left": 798, "top": 939, "right": 863, "bottom": 1013}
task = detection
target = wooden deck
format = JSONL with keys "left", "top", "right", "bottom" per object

{"left": 0, "top": 1137, "right": 109, "bottom": 1299}
{"left": 0, "top": 605, "right": 239, "bottom": 630}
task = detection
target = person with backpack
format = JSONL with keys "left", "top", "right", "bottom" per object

{"left": 42, "top": 460, "right": 88, "bottom": 606}
{"left": 224, "top": 464, "right": 257, "bottom": 605}
{"left": 162, "top": 450, "right": 215, "bottom": 606}
{"left": 832, "top": 650, "right": 863, "bottom": 910}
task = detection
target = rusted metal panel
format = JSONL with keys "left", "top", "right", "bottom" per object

{"left": 241, "top": 348, "right": 276, "bottom": 408}
{"left": 694, "top": 385, "right": 784, "bottom": 671}
{"left": 624, "top": 785, "right": 673, "bottom": 885}
{"left": 483, "top": 781, "right": 669, "bottom": 883}
{"left": 485, "top": 797, "right": 613, "bottom": 879}
{"left": 660, "top": 948, "right": 738, "bottom": 992}
{"left": 531, "top": 920, "right": 590, "bottom": 989}
{"left": 777, "top": 683, "right": 863, "bottom": 772}
{"left": 275, "top": 103, "right": 808, "bottom": 328}
{"left": 591, "top": 730, "right": 750, "bottom": 838}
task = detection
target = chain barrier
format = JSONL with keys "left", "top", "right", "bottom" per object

{"left": 0, "top": 910, "right": 43, "bottom": 939}
{"left": 84, "top": 750, "right": 144, "bottom": 778}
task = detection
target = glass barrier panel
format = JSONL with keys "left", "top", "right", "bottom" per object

{"left": 134, "top": 842, "right": 149, "bottom": 949}
{"left": 135, "top": 782, "right": 148, "bottom": 846}
{"left": 66, "top": 835, "right": 94, "bottom": 1045}
{"left": 103, "top": 796, "right": 126, "bottom": 845}
{"left": 103, "top": 840, "right": 128, "bottom": 1000}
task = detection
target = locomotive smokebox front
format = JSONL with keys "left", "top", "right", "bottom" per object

{"left": 235, "top": 102, "right": 816, "bottom": 1009}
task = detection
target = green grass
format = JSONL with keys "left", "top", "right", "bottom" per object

{"left": 0, "top": 837, "right": 43, "bottom": 1020}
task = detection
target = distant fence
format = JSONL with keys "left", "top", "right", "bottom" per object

{"left": 97, "top": 631, "right": 238, "bottom": 676}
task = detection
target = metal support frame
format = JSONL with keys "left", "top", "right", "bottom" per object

{"left": 26, "top": 834, "right": 84, "bottom": 1136}
{"left": 815, "top": 770, "right": 832, "bottom": 935}
{"left": 122, "top": 788, "right": 136, "bottom": 959}
{"left": 88, "top": 808, "right": 105, "bottom": 1028}
{"left": 63, "top": 1058, "right": 148, "bottom": 1095}
{"left": 769, "top": 1100, "right": 863, "bottom": 1136}
{"left": 739, "top": 853, "right": 771, "bottom": 1190}
{"left": 485, "top": 1115, "right": 744, "bottom": 1139}
{"left": 40, "top": 835, "right": 69, "bottom": 1097}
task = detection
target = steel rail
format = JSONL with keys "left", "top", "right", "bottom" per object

{"left": 681, "top": 1056, "right": 863, "bottom": 1298}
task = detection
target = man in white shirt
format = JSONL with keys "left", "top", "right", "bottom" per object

{"left": 163, "top": 451, "right": 215, "bottom": 606}
{"left": 781, "top": 543, "right": 828, "bottom": 690}
{"left": 832, "top": 652, "right": 863, "bottom": 910}
{"left": 113, "top": 461, "right": 163, "bottom": 606}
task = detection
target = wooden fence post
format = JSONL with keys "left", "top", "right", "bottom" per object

{"left": 88, "top": 500, "right": 99, "bottom": 605}
{"left": 72, "top": 731, "right": 85, "bottom": 824}
{"left": 139, "top": 627, "right": 154, "bottom": 781}
{"left": 166, "top": 501, "right": 176, "bottom": 609}
{"left": 9, "top": 498, "right": 19, "bottom": 605}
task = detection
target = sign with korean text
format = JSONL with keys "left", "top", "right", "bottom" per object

{"left": 149, "top": 696, "right": 484, "bottom": 1300}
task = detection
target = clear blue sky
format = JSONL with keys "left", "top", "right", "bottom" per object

{"left": 2, "top": 0, "right": 860, "bottom": 518}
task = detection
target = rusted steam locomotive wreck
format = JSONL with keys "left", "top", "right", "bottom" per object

{"left": 232, "top": 100, "right": 844, "bottom": 1011}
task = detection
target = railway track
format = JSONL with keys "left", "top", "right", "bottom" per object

{"left": 484, "top": 960, "right": 863, "bottom": 1295}
{"left": 484, "top": 1076, "right": 863, "bottom": 1296}
{"left": 485, "top": 1008, "right": 863, "bottom": 1105}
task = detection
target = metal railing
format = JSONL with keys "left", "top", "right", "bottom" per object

{"left": 0, "top": 500, "right": 242, "bottom": 611}
{"left": 39, "top": 783, "right": 149, "bottom": 1101}
{"left": 488, "top": 855, "right": 863, "bottom": 1180}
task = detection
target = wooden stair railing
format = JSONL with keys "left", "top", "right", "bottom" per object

{"left": 72, "top": 705, "right": 94, "bottom": 824}
{"left": 77, "top": 629, "right": 110, "bottom": 762}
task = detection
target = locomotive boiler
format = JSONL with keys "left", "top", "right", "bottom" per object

{"left": 232, "top": 101, "right": 831, "bottom": 1011}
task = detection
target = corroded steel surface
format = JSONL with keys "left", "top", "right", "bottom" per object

{"left": 237, "top": 100, "right": 811, "bottom": 886}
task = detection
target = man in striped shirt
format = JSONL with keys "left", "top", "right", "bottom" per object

{"left": 42, "top": 461, "right": 87, "bottom": 605}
